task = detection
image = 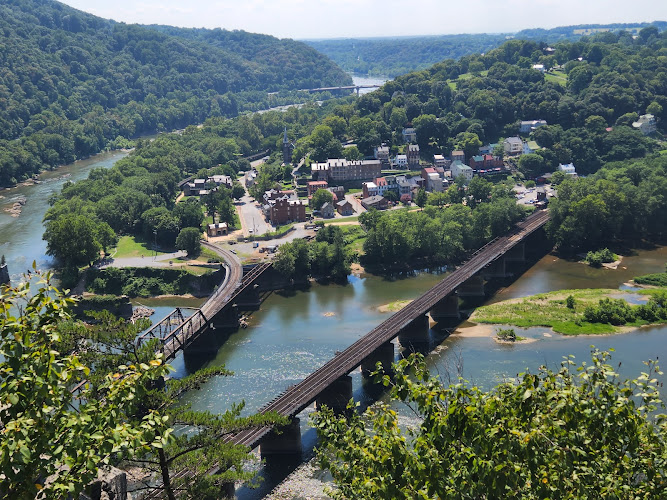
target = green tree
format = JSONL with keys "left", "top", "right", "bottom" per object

{"left": 231, "top": 182, "right": 246, "bottom": 200}
{"left": 44, "top": 214, "right": 115, "bottom": 267}
{"left": 173, "top": 199, "right": 204, "bottom": 229}
{"left": 309, "top": 125, "right": 343, "bottom": 163}
{"left": 414, "top": 188, "right": 427, "bottom": 209}
{"left": 0, "top": 273, "right": 170, "bottom": 499}
{"left": 343, "top": 145, "right": 362, "bottom": 161}
{"left": 313, "top": 349, "right": 667, "bottom": 499}
{"left": 454, "top": 132, "right": 482, "bottom": 160}
{"left": 311, "top": 189, "right": 334, "bottom": 211}
{"left": 176, "top": 227, "right": 201, "bottom": 257}
{"left": 518, "top": 153, "right": 546, "bottom": 178}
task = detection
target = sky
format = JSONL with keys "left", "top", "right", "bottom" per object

{"left": 59, "top": 0, "right": 667, "bottom": 40}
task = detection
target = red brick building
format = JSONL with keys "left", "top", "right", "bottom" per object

{"left": 268, "top": 198, "right": 306, "bottom": 225}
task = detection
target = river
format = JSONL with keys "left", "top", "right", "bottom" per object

{"left": 0, "top": 151, "right": 130, "bottom": 283}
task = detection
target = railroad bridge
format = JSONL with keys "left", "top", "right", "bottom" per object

{"left": 135, "top": 244, "right": 276, "bottom": 361}
{"left": 225, "top": 210, "right": 550, "bottom": 457}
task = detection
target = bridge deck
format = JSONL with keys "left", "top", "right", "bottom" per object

{"left": 135, "top": 247, "right": 270, "bottom": 361}
{"left": 228, "top": 210, "right": 549, "bottom": 448}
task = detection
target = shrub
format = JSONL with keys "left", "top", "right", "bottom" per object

{"left": 585, "top": 248, "right": 617, "bottom": 267}
{"left": 566, "top": 295, "right": 576, "bottom": 309}
{"left": 583, "top": 298, "right": 636, "bottom": 325}
{"left": 496, "top": 328, "right": 517, "bottom": 341}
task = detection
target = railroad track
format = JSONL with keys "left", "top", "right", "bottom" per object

{"left": 227, "top": 210, "right": 550, "bottom": 447}
{"left": 142, "top": 211, "right": 549, "bottom": 494}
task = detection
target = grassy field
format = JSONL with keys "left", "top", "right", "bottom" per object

{"left": 113, "top": 236, "right": 169, "bottom": 259}
{"left": 470, "top": 288, "right": 661, "bottom": 335}
{"left": 544, "top": 70, "right": 568, "bottom": 86}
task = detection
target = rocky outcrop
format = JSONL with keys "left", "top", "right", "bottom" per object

{"left": 80, "top": 466, "right": 128, "bottom": 500}
{"left": 0, "top": 264, "right": 9, "bottom": 285}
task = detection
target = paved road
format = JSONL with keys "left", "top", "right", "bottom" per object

{"left": 100, "top": 250, "right": 187, "bottom": 269}
{"left": 236, "top": 194, "right": 272, "bottom": 237}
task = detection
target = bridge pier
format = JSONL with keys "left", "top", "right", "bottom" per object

{"left": 361, "top": 341, "right": 395, "bottom": 378}
{"left": 504, "top": 242, "right": 525, "bottom": 263}
{"left": 481, "top": 257, "right": 511, "bottom": 279}
{"left": 398, "top": 314, "right": 430, "bottom": 348}
{"left": 234, "top": 284, "right": 261, "bottom": 309}
{"left": 260, "top": 418, "right": 302, "bottom": 457}
{"left": 429, "top": 295, "right": 460, "bottom": 323}
{"left": 456, "top": 275, "right": 486, "bottom": 297}
{"left": 316, "top": 375, "right": 353, "bottom": 414}
{"left": 211, "top": 304, "right": 239, "bottom": 330}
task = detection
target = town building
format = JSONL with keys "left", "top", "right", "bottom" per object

{"left": 328, "top": 185, "right": 345, "bottom": 202}
{"left": 362, "top": 181, "right": 379, "bottom": 199}
{"left": 632, "top": 114, "right": 657, "bottom": 135}
{"left": 407, "top": 144, "right": 420, "bottom": 168}
{"left": 374, "top": 145, "right": 390, "bottom": 164}
{"left": 319, "top": 202, "right": 335, "bottom": 219}
{"left": 531, "top": 64, "right": 545, "bottom": 73}
{"left": 503, "top": 137, "right": 524, "bottom": 155}
{"left": 433, "top": 154, "right": 450, "bottom": 168}
{"left": 451, "top": 150, "right": 465, "bottom": 162}
{"left": 392, "top": 154, "right": 408, "bottom": 168}
{"left": 402, "top": 127, "right": 417, "bottom": 143}
{"left": 265, "top": 197, "right": 306, "bottom": 225}
{"left": 361, "top": 195, "right": 388, "bottom": 210}
{"left": 282, "top": 126, "right": 294, "bottom": 164}
{"left": 451, "top": 160, "right": 473, "bottom": 181}
{"left": 558, "top": 163, "right": 577, "bottom": 176}
{"left": 311, "top": 159, "right": 382, "bottom": 183}
{"left": 519, "top": 120, "right": 548, "bottom": 134}
{"left": 207, "top": 222, "right": 228, "bottom": 237}
{"left": 307, "top": 180, "right": 329, "bottom": 197}
{"left": 336, "top": 200, "right": 354, "bottom": 216}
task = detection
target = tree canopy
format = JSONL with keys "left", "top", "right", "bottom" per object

{"left": 313, "top": 349, "right": 667, "bottom": 499}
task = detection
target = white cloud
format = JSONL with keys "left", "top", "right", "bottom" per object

{"left": 59, "top": 0, "right": 667, "bottom": 39}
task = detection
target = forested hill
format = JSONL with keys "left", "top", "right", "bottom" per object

{"left": 305, "top": 21, "right": 667, "bottom": 78}
{"left": 0, "top": 0, "right": 350, "bottom": 187}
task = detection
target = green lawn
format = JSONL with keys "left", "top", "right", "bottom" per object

{"left": 113, "top": 236, "right": 169, "bottom": 259}
{"left": 544, "top": 70, "right": 568, "bottom": 86}
{"left": 470, "top": 288, "right": 663, "bottom": 335}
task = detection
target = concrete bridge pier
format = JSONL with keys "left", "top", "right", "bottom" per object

{"left": 260, "top": 418, "right": 302, "bottom": 457}
{"left": 429, "top": 295, "right": 460, "bottom": 323}
{"left": 234, "top": 284, "right": 261, "bottom": 309}
{"left": 398, "top": 314, "right": 430, "bottom": 348}
{"left": 456, "top": 275, "right": 486, "bottom": 297}
{"left": 481, "top": 257, "right": 510, "bottom": 279}
{"left": 504, "top": 242, "right": 525, "bottom": 263}
{"left": 316, "top": 375, "right": 353, "bottom": 414}
{"left": 211, "top": 304, "right": 239, "bottom": 330}
{"left": 361, "top": 341, "right": 395, "bottom": 378}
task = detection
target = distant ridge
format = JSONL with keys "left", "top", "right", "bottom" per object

{"left": 305, "top": 21, "right": 667, "bottom": 78}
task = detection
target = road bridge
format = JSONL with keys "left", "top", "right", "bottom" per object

{"left": 135, "top": 243, "right": 271, "bottom": 361}
{"left": 298, "top": 84, "right": 382, "bottom": 95}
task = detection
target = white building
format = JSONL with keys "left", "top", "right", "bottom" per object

{"left": 504, "top": 137, "right": 524, "bottom": 155}
{"left": 451, "top": 160, "right": 473, "bottom": 181}
{"left": 632, "top": 114, "right": 657, "bottom": 135}
{"left": 393, "top": 154, "right": 408, "bottom": 168}
{"left": 558, "top": 163, "right": 577, "bottom": 176}
{"left": 519, "top": 120, "right": 547, "bottom": 134}
{"left": 427, "top": 172, "right": 444, "bottom": 192}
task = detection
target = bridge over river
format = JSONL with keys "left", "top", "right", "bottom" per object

{"left": 135, "top": 242, "right": 271, "bottom": 361}
{"left": 225, "top": 209, "right": 550, "bottom": 454}
{"left": 140, "top": 210, "right": 549, "bottom": 496}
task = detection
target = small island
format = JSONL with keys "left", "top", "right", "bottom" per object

{"left": 469, "top": 285, "right": 667, "bottom": 335}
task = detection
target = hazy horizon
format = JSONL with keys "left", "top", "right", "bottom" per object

{"left": 58, "top": 0, "right": 667, "bottom": 40}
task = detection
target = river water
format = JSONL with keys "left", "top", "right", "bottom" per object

{"left": 0, "top": 151, "right": 130, "bottom": 283}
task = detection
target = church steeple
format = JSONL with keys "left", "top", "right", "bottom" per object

{"left": 282, "top": 126, "right": 293, "bottom": 164}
